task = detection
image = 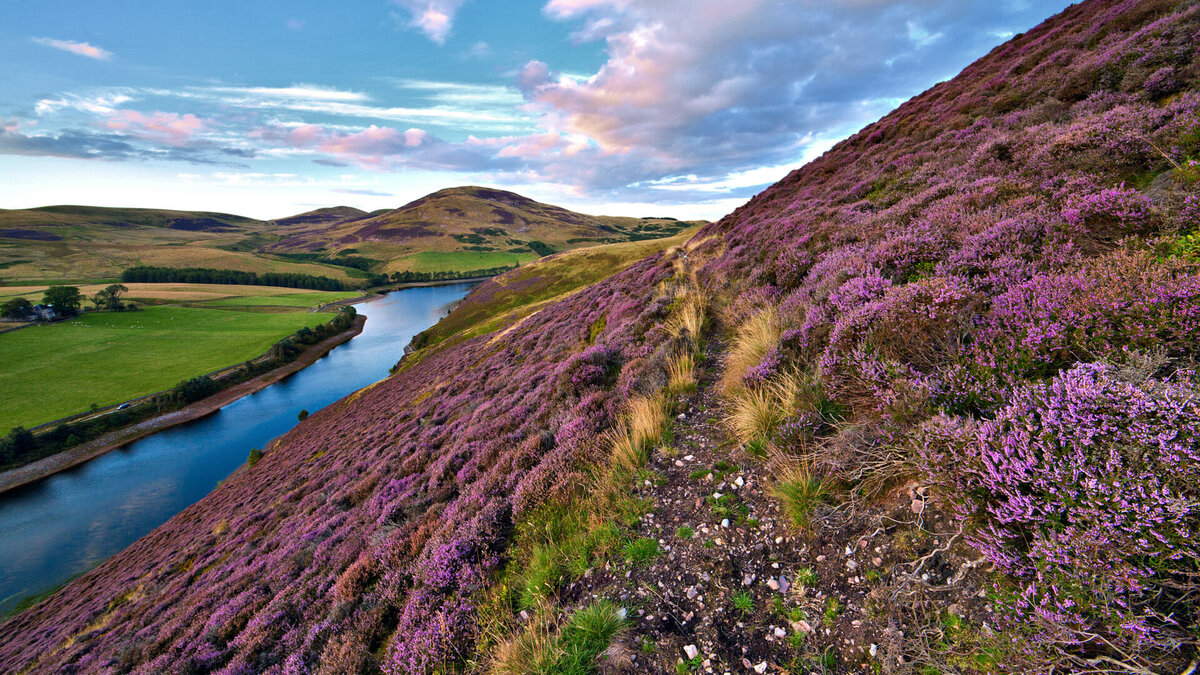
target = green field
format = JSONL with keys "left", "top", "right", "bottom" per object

{"left": 198, "top": 290, "right": 358, "bottom": 308}
{"left": 0, "top": 306, "right": 330, "bottom": 431}
{"left": 393, "top": 250, "right": 537, "bottom": 274}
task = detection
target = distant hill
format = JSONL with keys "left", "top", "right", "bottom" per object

{"left": 269, "top": 206, "right": 372, "bottom": 228}
{"left": 0, "top": 190, "right": 702, "bottom": 284}
{"left": 263, "top": 186, "right": 698, "bottom": 274}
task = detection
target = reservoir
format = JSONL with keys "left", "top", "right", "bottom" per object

{"left": 0, "top": 282, "right": 476, "bottom": 614}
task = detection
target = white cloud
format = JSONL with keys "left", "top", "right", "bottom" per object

{"left": 35, "top": 93, "right": 133, "bottom": 116}
{"left": 31, "top": 37, "right": 113, "bottom": 60}
{"left": 390, "top": 0, "right": 466, "bottom": 44}
{"left": 205, "top": 84, "right": 371, "bottom": 102}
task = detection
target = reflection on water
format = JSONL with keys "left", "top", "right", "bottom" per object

{"left": 0, "top": 283, "right": 475, "bottom": 613}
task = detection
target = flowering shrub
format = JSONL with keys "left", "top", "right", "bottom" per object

{"left": 4, "top": 2, "right": 1200, "bottom": 673}
{"left": 923, "top": 363, "right": 1200, "bottom": 653}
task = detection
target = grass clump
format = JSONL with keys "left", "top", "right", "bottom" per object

{"left": 794, "top": 566, "right": 818, "bottom": 587}
{"left": 732, "top": 590, "right": 755, "bottom": 614}
{"left": 676, "top": 525, "right": 694, "bottom": 539}
{"left": 666, "top": 351, "right": 698, "bottom": 395}
{"left": 607, "top": 393, "right": 671, "bottom": 472}
{"left": 622, "top": 537, "right": 661, "bottom": 565}
{"left": 771, "top": 460, "right": 828, "bottom": 531}
{"left": 724, "top": 370, "right": 819, "bottom": 444}
{"left": 720, "top": 309, "right": 779, "bottom": 393}
{"left": 491, "top": 600, "right": 628, "bottom": 675}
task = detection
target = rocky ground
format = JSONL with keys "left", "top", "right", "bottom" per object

{"left": 561, "top": 354, "right": 999, "bottom": 675}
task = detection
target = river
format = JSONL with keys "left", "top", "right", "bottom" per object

{"left": 0, "top": 282, "right": 476, "bottom": 614}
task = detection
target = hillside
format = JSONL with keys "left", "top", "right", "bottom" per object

{"left": 1, "top": 1, "right": 1198, "bottom": 673}
{"left": 0, "top": 191, "right": 697, "bottom": 284}
{"left": 263, "top": 186, "right": 697, "bottom": 274}
{"left": 0, "top": 205, "right": 360, "bottom": 284}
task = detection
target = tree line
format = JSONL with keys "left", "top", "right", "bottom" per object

{"left": 375, "top": 264, "right": 518, "bottom": 286}
{"left": 121, "top": 266, "right": 349, "bottom": 291}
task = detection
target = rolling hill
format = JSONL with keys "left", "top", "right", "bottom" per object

{"left": 0, "top": 190, "right": 700, "bottom": 285}
{"left": 262, "top": 186, "right": 696, "bottom": 274}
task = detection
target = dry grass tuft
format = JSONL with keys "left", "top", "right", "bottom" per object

{"left": 720, "top": 309, "right": 779, "bottom": 393}
{"left": 666, "top": 351, "right": 697, "bottom": 395}
{"left": 490, "top": 613, "right": 558, "bottom": 675}
{"left": 724, "top": 370, "right": 816, "bottom": 444}
{"left": 665, "top": 293, "right": 708, "bottom": 346}
{"left": 607, "top": 393, "right": 670, "bottom": 472}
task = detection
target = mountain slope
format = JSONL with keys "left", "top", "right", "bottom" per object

{"left": 2, "top": 1, "right": 1198, "bottom": 673}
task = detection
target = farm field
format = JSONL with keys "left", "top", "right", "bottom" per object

{"left": 0, "top": 283, "right": 358, "bottom": 306}
{"left": 0, "top": 305, "right": 332, "bottom": 431}
{"left": 385, "top": 250, "right": 537, "bottom": 274}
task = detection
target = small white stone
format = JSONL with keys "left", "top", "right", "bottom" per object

{"left": 721, "top": 519, "right": 730, "bottom": 528}
{"left": 773, "top": 627, "right": 786, "bottom": 638}
{"left": 754, "top": 662, "right": 768, "bottom": 673}
{"left": 684, "top": 645, "right": 699, "bottom": 660}
{"left": 684, "top": 454, "right": 695, "bottom": 461}
{"left": 734, "top": 476, "right": 745, "bottom": 487}
{"left": 870, "top": 644, "right": 878, "bottom": 657}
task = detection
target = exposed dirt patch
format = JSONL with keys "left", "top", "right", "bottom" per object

{"left": 558, "top": 358, "right": 996, "bottom": 674}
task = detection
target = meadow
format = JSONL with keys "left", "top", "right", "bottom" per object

{"left": 386, "top": 250, "right": 536, "bottom": 274}
{"left": 0, "top": 304, "right": 331, "bottom": 431}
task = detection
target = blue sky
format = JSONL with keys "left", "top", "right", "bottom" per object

{"left": 0, "top": 1, "right": 1073, "bottom": 220}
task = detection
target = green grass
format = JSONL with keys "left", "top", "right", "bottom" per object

{"left": 732, "top": 590, "right": 755, "bottom": 613}
{"left": 0, "top": 306, "right": 329, "bottom": 430}
{"left": 398, "top": 250, "right": 535, "bottom": 274}
{"left": 495, "top": 600, "right": 628, "bottom": 675}
{"left": 622, "top": 537, "right": 661, "bottom": 565}
{"left": 413, "top": 229, "right": 699, "bottom": 348}
{"left": 198, "top": 290, "right": 358, "bottom": 307}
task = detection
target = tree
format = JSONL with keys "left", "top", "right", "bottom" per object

{"left": 92, "top": 283, "right": 128, "bottom": 311}
{"left": 1, "top": 297, "right": 32, "bottom": 319}
{"left": 42, "top": 286, "right": 82, "bottom": 316}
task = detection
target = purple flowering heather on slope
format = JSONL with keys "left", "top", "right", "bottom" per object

{"left": 2, "top": 0, "right": 1200, "bottom": 671}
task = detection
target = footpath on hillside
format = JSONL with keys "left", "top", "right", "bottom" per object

{"left": 564, "top": 348, "right": 993, "bottom": 674}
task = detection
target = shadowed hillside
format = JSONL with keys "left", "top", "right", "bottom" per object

{"left": 1, "top": 1, "right": 1198, "bottom": 673}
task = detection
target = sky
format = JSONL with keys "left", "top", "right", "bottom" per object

{"left": 0, "top": 0, "right": 1075, "bottom": 221}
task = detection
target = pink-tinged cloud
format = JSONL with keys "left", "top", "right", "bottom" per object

{"left": 482, "top": 131, "right": 588, "bottom": 160}
{"left": 256, "top": 123, "right": 430, "bottom": 168}
{"left": 104, "top": 111, "right": 207, "bottom": 146}
{"left": 391, "top": 0, "right": 465, "bottom": 44}
{"left": 31, "top": 37, "right": 113, "bottom": 60}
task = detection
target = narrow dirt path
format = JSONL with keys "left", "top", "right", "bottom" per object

{"left": 565, "top": 348, "right": 985, "bottom": 674}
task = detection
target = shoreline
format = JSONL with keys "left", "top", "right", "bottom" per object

{"left": 0, "top": 314, "right": 367, "bottom": 496}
